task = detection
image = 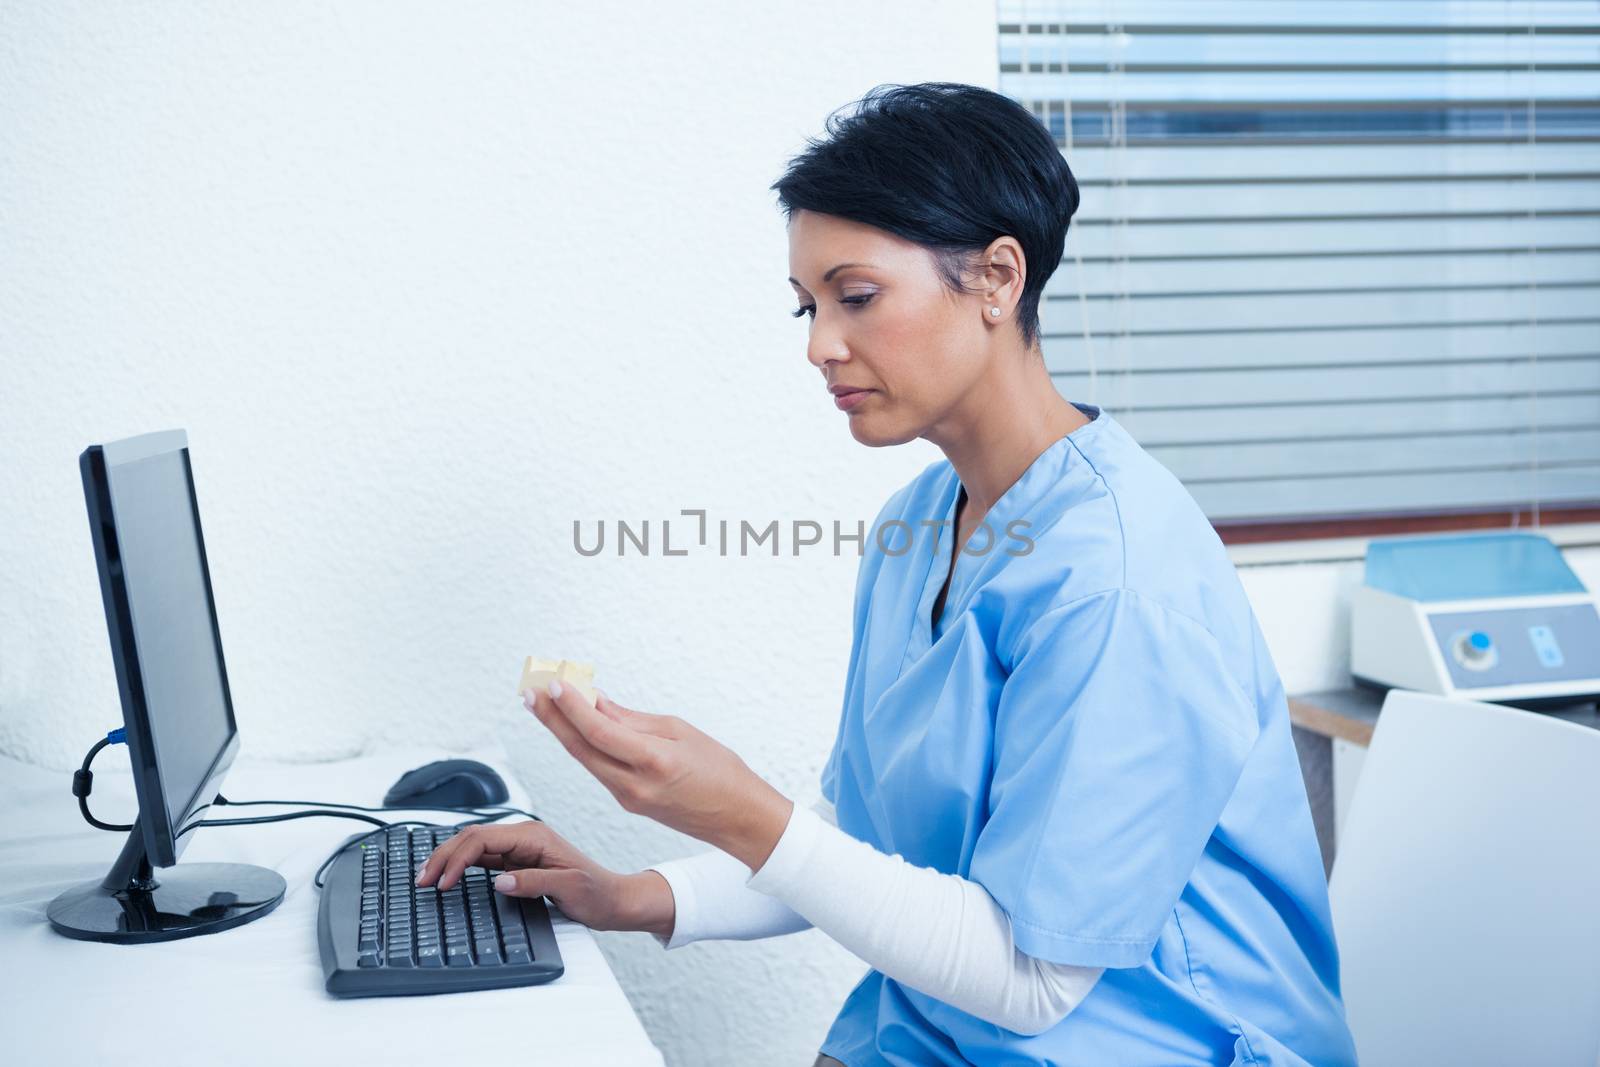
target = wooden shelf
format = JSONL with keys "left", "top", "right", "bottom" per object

{"left": 1289, "top": 686, "right": 1600, "bottom": 749}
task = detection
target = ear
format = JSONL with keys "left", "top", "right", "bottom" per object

{"left": 978, "top": 236, "right": 1026, "bottom": 321}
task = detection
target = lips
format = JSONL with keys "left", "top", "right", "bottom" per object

{"left": 832, "top": 388, "right": 873, "bottom": 412}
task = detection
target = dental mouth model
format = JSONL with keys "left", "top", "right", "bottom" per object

{"left": 518, "top": 656, "right": 598, "bottom": 704}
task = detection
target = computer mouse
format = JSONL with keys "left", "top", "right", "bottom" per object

{"left": 384, "top": 759, "right": 510, "bottom": 808}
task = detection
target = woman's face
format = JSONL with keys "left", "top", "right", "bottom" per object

{"left": 787, "top": 209, "right": 1006, "bottom": 447}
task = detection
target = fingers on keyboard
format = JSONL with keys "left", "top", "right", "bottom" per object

{"left": 421, "top": 831, "right": 481, "bottom": 888}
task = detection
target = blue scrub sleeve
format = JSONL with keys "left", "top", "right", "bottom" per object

{"left": 820, "top": 729, "right": 841, "bottom": 807}
{"left": 969, "top": 587, "right": 1261, "bottom": 969}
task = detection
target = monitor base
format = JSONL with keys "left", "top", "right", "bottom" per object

{"left": 48, "top": 830, "right": 285, "bottom": 944}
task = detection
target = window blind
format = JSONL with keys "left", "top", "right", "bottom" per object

{"left": 999, "top": 0, "right": 1600, "bottom": 525}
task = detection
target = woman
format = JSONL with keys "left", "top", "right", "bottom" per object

{"left": 418, "top": 82, "right": 1358, "bottom": 1066}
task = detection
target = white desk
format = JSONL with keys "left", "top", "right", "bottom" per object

{"left": 0, "top": 745, "right": 665, "bottom": 1067}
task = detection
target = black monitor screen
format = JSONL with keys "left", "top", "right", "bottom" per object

{"left": 97, "top": 439, "right": 236, "bottom": 856}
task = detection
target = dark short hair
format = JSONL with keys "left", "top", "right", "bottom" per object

{"left": 771, "top": 81, "right": 1080, "bottom": 352}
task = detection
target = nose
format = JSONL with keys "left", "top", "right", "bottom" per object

{"left": 806, "top": 320, "right": 849, "bottom": 375}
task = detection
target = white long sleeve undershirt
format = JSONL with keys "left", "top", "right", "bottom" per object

{"left": 643, "top": 798, "right": 1103, "bottom": 1037}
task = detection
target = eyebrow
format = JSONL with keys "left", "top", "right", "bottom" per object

{"left": 788, "top": 262, "right": 875, "bottom": 286}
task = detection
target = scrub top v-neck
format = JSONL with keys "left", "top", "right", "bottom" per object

{"left": 926, "top": 485, "right": 967, "bottom": 641}
{"left": 814, "top": 401, "right": 1357, "bottom": 1067}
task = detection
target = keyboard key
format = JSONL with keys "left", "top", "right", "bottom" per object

{"left": 446, "top": 944, "right": 473, "bottom": 967}
{"left": 417, "top": 944, "right": 444, "bottom": 967}
{"left": 494, "top": 895, "right": 529, "bottom": 945}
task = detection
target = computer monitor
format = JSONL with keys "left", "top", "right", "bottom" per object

{"left": 47, "top": 429, "right": 286, "bottom": 943}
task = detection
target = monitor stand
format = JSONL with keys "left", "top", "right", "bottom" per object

{"left": 47, "top": 823, "right": 287, "bottom": 944}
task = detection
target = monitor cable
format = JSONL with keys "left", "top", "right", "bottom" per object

{"left": 203, "top": 799, "right": 546, "bottom": 890}
{"left": 73, "top": 730, "right": 429, "bottom": 837}
{"left": 73, "top": 728, "right": 134, "bottom": 832}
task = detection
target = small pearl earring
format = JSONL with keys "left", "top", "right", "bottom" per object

{"left": 989, "top": 306, "right": 1001, "bottom": 317}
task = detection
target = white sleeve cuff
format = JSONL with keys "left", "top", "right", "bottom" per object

{"left": 745, "top": 799, "right": 827, "bottom": 896}
{"left": 642, "top": 797, "right": 835, "bottom": 950}
{"left": 643, "top": 856, "right": 708, "bottom": 950}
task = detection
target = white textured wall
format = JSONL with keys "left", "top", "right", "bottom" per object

{"left": 6, "top": 5, "right": 1598, "bottom": 1065}
{"left": 0, "top": 3, "right": 989, "bottom": 1064}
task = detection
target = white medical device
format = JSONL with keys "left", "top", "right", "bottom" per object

{"left": 1350, "top": 532, "right": 1600, "bottom": 708}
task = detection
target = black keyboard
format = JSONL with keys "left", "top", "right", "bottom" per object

{"left": 317, "top": 824, "right": 564, "bottom": 997}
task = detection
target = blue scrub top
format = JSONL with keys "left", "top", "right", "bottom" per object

{"left": 817, "top": 403, "right": 1358, "bottom": 1066}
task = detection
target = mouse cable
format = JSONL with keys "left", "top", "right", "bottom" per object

{"left": 211, "top": 794, "right": 545, "bottom": 824}
{"left": 201, "top": 797, "right": 544, "bottom": 890}
{"left": 175, "top": 807, "right": 393, "bottom": 838}
{"left": 177, "top": 796, "right": 544, "bottom": 839}
{"left": 164, "top": 807, "right": 518, "bottom": 889}
{"left": 308, "top": 808, "right": 524, "bottom": 890}
{"left": 175, "top": 807, "right": 523, "bottom": 890}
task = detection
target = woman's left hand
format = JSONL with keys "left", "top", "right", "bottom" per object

{"left": 523, "top": 681, "right": 794, "bottom": 872}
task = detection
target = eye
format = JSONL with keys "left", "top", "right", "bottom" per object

{"left": 790, "top": 294, "right": 874, "bottom": 319}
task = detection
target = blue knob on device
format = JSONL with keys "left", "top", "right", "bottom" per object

{"left": 1469, "top": 631, "right": 1491, "bottom": 651}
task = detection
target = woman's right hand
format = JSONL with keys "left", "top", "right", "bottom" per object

{"left": 414, "top": 819, "right": 675, "bottom": 938}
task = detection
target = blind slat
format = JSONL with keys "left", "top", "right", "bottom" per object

{"left": 1051, "top": 251, "right": 1597, "bottom": 298}
{"left": 1186, "top": 468, "right": 1600, "bottom": 522}
{"left": 1063, "top": 216, "right": 1600, "bottom": 260}
{"left": 1075, "top": 178, "right": 1600, "bottom": 220}
{"left": 1042, "top": 320, "right": 1600, "bottom": 372}
{"left": 997, "top": 1, "right": 1600, "bottom": 32}
{"left": 1014, "top": 77, "right": 1600, "bottom": 104}
{"left": 1065, "top": 142, "right": 1600, "bottom": 180}
{"left": 1156, "top": 428, "right": 1600, "bottom": 482}
{"left": 1104, "top": 391, "right": 1600, "bottom": 445}
{"left": 1052, "top": 355, "right": 1600, "bottom": 410}
{"left": 1045, "top": 286, "right": 1599, "bottom": 335}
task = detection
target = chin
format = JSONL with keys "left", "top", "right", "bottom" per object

{"left": 846, "top": 413, "right": 919, "bottom": 448}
